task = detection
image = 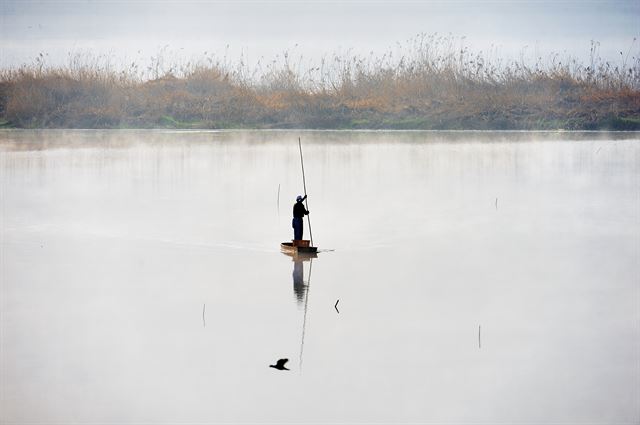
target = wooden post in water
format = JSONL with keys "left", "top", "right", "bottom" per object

{"left": 277, "top": 183, "right": 280, "bottom": 216}
{"left": 298, "top": 137, "right": 314, "bottom": 246}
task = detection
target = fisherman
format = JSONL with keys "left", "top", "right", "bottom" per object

{"left": 292, "top": 194, "right": 309, "bottom": 240}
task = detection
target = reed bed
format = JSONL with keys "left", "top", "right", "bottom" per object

{"left": 1, "top": 35, "right": 639, "bottom": 129}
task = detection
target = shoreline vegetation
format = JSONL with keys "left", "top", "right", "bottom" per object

{"left": 1, "top": 35, "right": 639, "bottom": 130}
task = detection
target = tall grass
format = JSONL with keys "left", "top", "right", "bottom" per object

{"left": 1, "top": 34, "right": 639, "bottom": 129}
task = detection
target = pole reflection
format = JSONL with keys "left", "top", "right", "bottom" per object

{"left": 282, "top": 250, "right": 317, "bottom": 373}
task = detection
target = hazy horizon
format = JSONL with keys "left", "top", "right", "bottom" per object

{"left": 1, "top": 0, "right": 639, "bottom": 71}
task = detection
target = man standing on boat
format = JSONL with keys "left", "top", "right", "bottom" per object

{"left": 292, "top": 195, "right": 309, "bottom": 240}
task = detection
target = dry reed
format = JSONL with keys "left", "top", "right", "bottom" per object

{"left": 1, "top": 35, "right": 638, "bottom": 129}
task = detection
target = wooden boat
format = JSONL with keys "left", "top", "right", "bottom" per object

{"left": 281, "top": 241, "right": 318, "bottom": 255}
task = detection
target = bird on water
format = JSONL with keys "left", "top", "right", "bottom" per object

{"left": 269, "top": 358, "right": 290, "bottom": 370}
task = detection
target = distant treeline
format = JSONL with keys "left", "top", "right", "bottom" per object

{"left": 1, "top": 35, "right": 639, "bottom": 130}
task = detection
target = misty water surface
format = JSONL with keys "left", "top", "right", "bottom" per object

{"left": 0, "top": 130, "right": 638, "bottom": 423}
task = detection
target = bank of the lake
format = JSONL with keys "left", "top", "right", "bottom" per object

{"left": 1, "top": 81, "right": 638, "bottom": 131}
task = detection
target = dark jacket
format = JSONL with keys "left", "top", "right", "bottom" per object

{"left": 293, "top": 201, "right": 309, "bottom": 218}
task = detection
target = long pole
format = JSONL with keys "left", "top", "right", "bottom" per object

{"left": 298, "top": 137, "right": 313, "bottom": 246}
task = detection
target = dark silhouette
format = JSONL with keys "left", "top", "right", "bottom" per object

{"left": 292, "top": 194, "right": 309, "bottom": 240}
{"left": 269, "top": 358, "right": 290, "bottom": 371}
{"left": 282, "top": 249, "right": 315, "bottom": 304}
{"left": 293, "top": 259, "right": 305, "bottom": 303}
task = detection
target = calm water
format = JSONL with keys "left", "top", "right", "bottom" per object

{"left": 1, "top": 130, "right": 638, "bottom": 424}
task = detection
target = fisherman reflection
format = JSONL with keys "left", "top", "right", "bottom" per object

{"left": 290, "top": 255, "right": 315, "bottom": 304}
{"left": 293, "top": 258, "right": 306, "bottom": 304}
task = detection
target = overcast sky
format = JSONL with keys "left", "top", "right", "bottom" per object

{"left": 1, "top": 0, "right": 638, "bottom": 70}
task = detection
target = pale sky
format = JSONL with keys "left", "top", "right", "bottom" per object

{"left": 1, "top": 0, "right": 638, "bottom": 71}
